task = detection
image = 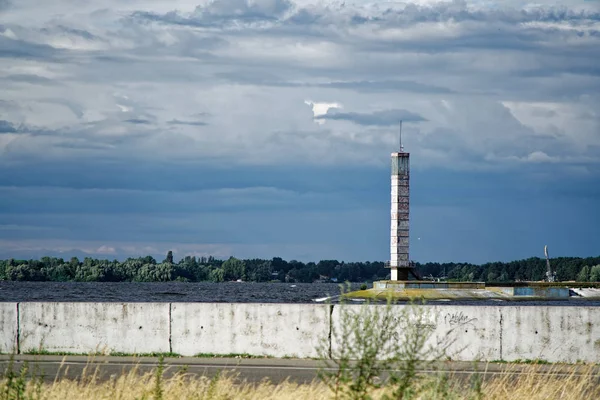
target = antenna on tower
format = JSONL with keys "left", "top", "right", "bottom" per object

{"left": 399, "top": 120, "right": 404, "bottom": 152}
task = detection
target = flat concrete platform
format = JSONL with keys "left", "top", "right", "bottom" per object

{"left": 344, "top": 281, "right": 600, "bottom": 301}
{"left": 374, "top": 281, "right": 485, "bottom": 290}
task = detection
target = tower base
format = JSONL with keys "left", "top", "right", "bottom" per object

{"left": 390, "top": 268, "right": 411, "bottom": 281}
{"left": 386, "top": 262, "right": 420, "bottom": 281}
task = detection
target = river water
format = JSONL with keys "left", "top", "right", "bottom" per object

{"left": 1, "top": 281, "right": 600, "bottom": 305}
{"left": 0, "top": 281, "right": 361, "bottom": 303}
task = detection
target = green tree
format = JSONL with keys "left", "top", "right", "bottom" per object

{"left": 209, "top": 267, "right": 225, "bottom": 283}
{"left": 590, "top": 265, "right": 600, "bottom": 282}
{"left": 577, "top": 265, "right": 590, "bottom": 282}
{"left": 222, "top": 257, "right": 245, "bottom": 281}
{"left": 2, "top": 254, "right": 600, "bottom": 283}
{"left": 0, "top": 260, "right": 6, "bottom": 280}
{"left": 249, "top": 261, "right": 272, "bottom": 282}
{"left": 271, "top": 257, "right": 289, "bottom": 273}
{"left": 317, "top": 260, "right": 339, "bottom": 277}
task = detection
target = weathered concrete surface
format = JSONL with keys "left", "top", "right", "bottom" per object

{"left": 171, "top": 303, "right": 330, "bottom": 358}
{"left": 500, "top": 306, "right": 600, "bottom": 363}
{"left": 330, "top": 305, "right": 501, "bottom": 362}
{"left": 3, "top": 302, "right": 599, "bottom": 362}
{"left": 0, "top": 303, "right": 18, "bottom": 353}
{"left": 431, "top": 306, "right": 501, "bottom": 361}
{"left": 19, "top": 303, "right": 169, "bottom": 354}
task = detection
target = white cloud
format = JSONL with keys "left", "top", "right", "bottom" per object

{"left": 116, "top": 104, "right": 132, "bottom": 113}
{"left": 0, "top": 28, "right": 17, "bottom": 39}
{"left": 95, "top": 245, "right": 117, "bottom": 255}
{"left": 304, "top": 100, "right": 342, "bottom": 124}
{"left": 526, "top": 150, "right": 555, "bottom": 163}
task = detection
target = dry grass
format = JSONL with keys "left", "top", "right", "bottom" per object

{"left": 39, "top": 373, "right": 331, "bottom": 400}
{"left": 2, "top": 360, "right": 599, "bottom": 400}
{"left": 479, "top": 364, "right": 600, "bottom": 400}
{"left": 2, "top": 363, "right": 331, "bottom": 400}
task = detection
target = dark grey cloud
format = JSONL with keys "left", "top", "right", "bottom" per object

{"left": 1, "top": 122, "right": 58, "bottom": 137}
{"left": 0, "top": 118, "right": 156, "bottom": 156}
{"left": 2, "top": 158, "right": 594, "bottom": 216}
{"left": 47, "top": 25, "right": 97, "bottom": 40}
{"left": 4, "top": 74, "right": 59, "bottom": 86}
{"left": 0, "top": 120, "right": 16, "bottom": 133}
{"left": 0, "top": 35, "right": 60, "bottom": 60}
{"left": 0, "top": 121, "right": 65, "bottom": 142}
{"left": 195, "top": 0, "right": 292, "bottom": 22}
{"left": 215, "top": 70, "right": 455, "bottom": 94}
{"left": 213, "top": 74, "right": 454, "bottom": 95}
{"left": 0, "top": 159, "right": 384, "bottom": 195}
{"left": 132, "top": 0, "right": 293, "bottom": 27}
{"left": 354, "top": 2, "right": 600, "bottom": 27}
{"left": 168, "top": 119, "right": 208, "bottom": 126}
{"left": 214, "top": 71, "right": 302, "bottom": 87}
{"left": 0, "top": 0, "right": 10, "bottom": 12}
{"left": 125, "top": 118, "right": 152, "bottom": 124}
{"left": 54, "top": 25, "right": 99, "bottom": 40}
{"left": 52, "top": 140, "right": 117, "bottom": 151}
{"left": 319, "top": 108, "right": 426, "bottom": 126}
{"left": 131, "top": 2, "right": 600, "bottom": 31}
{"left": 0, "top": 185, "right": 356, "bottom": 216}
{"left": 1, "top": 159, "right": 598, "bottom": 262}
{"left": 319, "top": 80, "right": 454, "bottom": 94}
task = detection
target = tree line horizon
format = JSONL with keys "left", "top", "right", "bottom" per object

{"left": 1, "top": 252, "right": 600, "bottom": 283}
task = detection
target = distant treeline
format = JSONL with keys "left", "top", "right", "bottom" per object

{"left": 1, "top": 252, "right": 599, "bottom": 283}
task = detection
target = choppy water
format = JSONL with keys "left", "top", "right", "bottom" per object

{"left": 0, "top": 281, "right": 360, "bottom": 303}
{"left": 1, "top": 281, "right": 600, "bottom": 305}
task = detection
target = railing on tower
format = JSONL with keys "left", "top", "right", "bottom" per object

{"left": 384, "top": 260, "right": 416, "bottom": 269}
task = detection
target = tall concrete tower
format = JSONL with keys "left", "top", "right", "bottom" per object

{"left": 389, "top": 124, "right": 410, "bottom": 281}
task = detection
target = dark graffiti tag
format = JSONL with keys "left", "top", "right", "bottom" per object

{"left": 445, "top": 312, "right": 477, "bottom": 326}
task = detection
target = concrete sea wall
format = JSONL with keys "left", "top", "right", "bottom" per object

{"left": 19, "top": 303, "right": 170, "bottom": 355}
{"left": 1, "top": 302, "right": 599, "bottom": 363}
{"left": 170, "top": 303, "right": 329, "bottom": 358}
{"left": 0, "top": 303, "right": 17, "bottom": 353}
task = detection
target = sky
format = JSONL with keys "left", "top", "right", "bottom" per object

{"left": 0, "top": 0, "right": 599, "bottom": 264}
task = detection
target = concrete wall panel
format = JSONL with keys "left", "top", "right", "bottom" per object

{"left": 500, "top": 306, "right": 600, "bottom": 363}
{"left": 331, "top": 305, "right": 501, "bottom": 362}
{"left": 0, "top": 303, "right": 18, "bottom": 353}
{"left": 171, "top": 303, "right": 330, "bottom": 358}
{"left": 19, "top": 302, "right": 169, "bottom": 354}
{"left": 430, "top": 306, "right": 501, "bottom": 361}
{"left": 1, "top": 302, "right": 598, "bottom": 363}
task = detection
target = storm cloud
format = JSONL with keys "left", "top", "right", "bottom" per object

{"left": 0, "top": 0, "right": 598, "bottom": 262}
{"left": 318, "top": 108, "right": 427, "bottom": 126}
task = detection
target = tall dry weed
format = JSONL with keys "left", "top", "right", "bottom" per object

{"left": 481, "top": 364, "right": 600, "bottom": 400}
{"left": 1, "top": 358, "right": 599, "bottom": 400}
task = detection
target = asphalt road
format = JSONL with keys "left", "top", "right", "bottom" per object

{"left": 1, "top": 355, "right": 599, "bottom": 385}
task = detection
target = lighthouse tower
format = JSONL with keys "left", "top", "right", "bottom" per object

{"left": 388, "top": 123, "right": 411, "bottom": 281}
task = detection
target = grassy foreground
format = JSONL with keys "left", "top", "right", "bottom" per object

{"left": 2, "top": 360, "right": 599, "bottom": 400}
